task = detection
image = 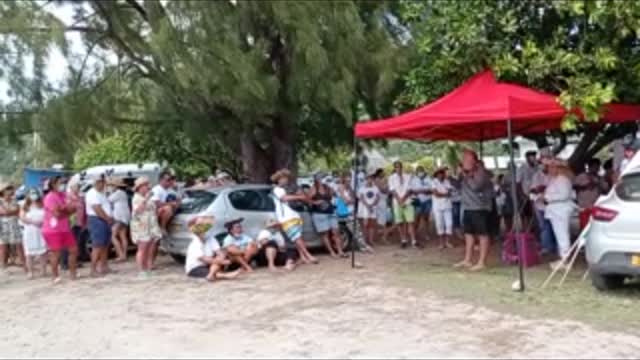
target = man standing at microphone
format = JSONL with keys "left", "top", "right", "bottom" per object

{"left": 454, "top": 149, "right": 494, "bottom": 271}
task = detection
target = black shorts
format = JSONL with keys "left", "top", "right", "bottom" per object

{"left": 463, "top": 210, "right": 490, "bottom": 236}
{"left": 188, "top": 265, "right": 209, "bottom": 278}
{"left": 255, "top": 241, "right": 298, "bottom": 267}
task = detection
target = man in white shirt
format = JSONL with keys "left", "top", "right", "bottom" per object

{"left": 185, "top": 217, "right": 240, "bottom": 281}
{"left": 411, "top": 166, "right": 433, "bottom": 239}
{"left": 152, "top": 171, "right": 181, "bottom": 234}
{"left": 85, "top": 176, "right": 114, "bottom": 277}
{"left": 388, "top": 161, "right": 416, "bottom": 248}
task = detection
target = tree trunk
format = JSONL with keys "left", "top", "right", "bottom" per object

{"left": 239, "top": 115, "right": 298, "bottom": 183}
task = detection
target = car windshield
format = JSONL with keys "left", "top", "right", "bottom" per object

{"left": 178, "top": 190, "right": 217, "bottom": 214}
{"left": 616, "top": 173, "right": 640, "bottom": 201}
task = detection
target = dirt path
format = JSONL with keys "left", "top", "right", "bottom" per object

{"left": 1, "top": 250, "right": 639, "bottom": 359}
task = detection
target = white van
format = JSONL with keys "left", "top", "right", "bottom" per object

{"left": 71, "top": 163, "right": 163, "bottom": 188}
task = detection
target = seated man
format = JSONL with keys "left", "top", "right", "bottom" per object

{"left": 256, "top": 218, "right": 297, "bottom": 272}
{"left": 152, "top": 171, "right": 181, "bottom": 235}
{"left": 222, "top": 218, "right": 259, "bottom": 272}
{"left": 185, "top": 217, "right": 240, "bottom": 282}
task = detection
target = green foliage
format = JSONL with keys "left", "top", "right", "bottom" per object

{"left": 399, "top": 0, "right": 640, "bottom": 130}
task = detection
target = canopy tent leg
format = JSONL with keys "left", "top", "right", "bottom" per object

{"left": 507, "top": 118, "right": 526, "bottom": 291}
{"left": 351, "top": 135, "right": 359, "bottom": 269}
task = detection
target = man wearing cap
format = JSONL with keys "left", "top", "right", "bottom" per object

{"left": 222, "top": 218, "right": 259, "bottom": 272}
{"left": 86, "top": 175, "right": 115, "bottom": 276}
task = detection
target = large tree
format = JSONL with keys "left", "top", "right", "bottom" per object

{"left": 1, "top": 0, "right": 407, "bottom": 181}
{"left": 398, "top": 0, "right": 640, "bottom": 170}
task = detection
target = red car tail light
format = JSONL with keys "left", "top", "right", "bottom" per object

{"left": 591, "top": 206, "right": 619, "bottom": 222}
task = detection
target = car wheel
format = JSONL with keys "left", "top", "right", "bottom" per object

{"left": 590, "top": 271, "right": 625, "bottom": 291}
{"left": 170, "top": 253, "right": 186, "bottom": 264}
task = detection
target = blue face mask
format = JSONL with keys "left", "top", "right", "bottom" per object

{"left": 29, "top": 194, "right": 40, "bottom": 201}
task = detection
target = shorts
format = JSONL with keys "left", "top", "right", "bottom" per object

{"left": 88, "top": 216, "right": 112, "bottom": 248}
{"left": 376, "top": 205, "right": 388, "bottom": 226}
{"left": 188, "top": 265, "right": 209, "bottom": 278}
{"left": 255, "top": 241, "right": 297, "bottom": 267}
{"left": 393, "top": 203, "right": 415, "bottom": 224}
{"left": 282, "top": 219, "right": 303, "bottom": 242}
{"left": 311, "top": 213, "right": 338, "bottom": 233}
{"left": 434, "top": 209, "right": 453, "bottom": 235}
{"left": 452, "top": 202, "right": 462, "bottom": 229}
{"left": 463, "top": 210, "right": 490, "bottom": 236}
{"left": 43, "top": 231, "right": 76, "bottom": 251}
{"left": 414, "top": 200, "right": 432, "bottom": 216}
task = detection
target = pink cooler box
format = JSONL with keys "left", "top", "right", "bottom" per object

{"left": 502, "top": 232, "right": 540, "bottom": 268}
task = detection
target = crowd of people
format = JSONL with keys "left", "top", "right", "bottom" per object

{"left": 0, "top": 143, "right": 636, "bottom": 283}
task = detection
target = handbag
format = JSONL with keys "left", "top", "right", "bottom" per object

{"left": 335, "top": 197, "right": 351, "bottom": 218}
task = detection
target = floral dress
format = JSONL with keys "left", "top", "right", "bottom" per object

{"left": 0, "top": 198, "right": 21, "bottom": 245}
{"left": 130, "top": 193, "right": 163, "bottom": 243}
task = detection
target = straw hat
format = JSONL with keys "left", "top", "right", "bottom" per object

{"left": 0, "top": 181, "right": 14, "bottom": 194}
{"left": 189, "top": 216, "right": 215, "bottom": 236}
{"left": 133, "top": 176, "right": 151, "bottom": 191}
{"left": 108, "top": 177, "right": 127, "bottom": 188}
{"left": 270, "top": 169, "right": 291, "bottom": 183}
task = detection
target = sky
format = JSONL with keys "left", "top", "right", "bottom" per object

{"left": 0, "top": 3, "right": 82, "bottom": 103}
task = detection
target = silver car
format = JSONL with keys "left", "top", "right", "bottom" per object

{"left": 586, "top": 154, "right": 640, "bottom": 290}
{"left": 162, "top": 184, "right": 329, "bottom": 263}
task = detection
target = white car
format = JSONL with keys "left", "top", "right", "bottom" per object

{"left": 586, "top": 152, "right": 640, "bottom": 290}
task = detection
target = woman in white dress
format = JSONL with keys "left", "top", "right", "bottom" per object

{"left": 432, "top": 168, "right": 454, "bottom": 250}
{"left": 108, "top": 178, "right": 131, "bottom": 262}
{"left": 542, "top": 159, "right": 576, "bottom": 270}
{"left": 357, "top": 173, "right": 379, "bottom": 251}
{"left": 20, "top": 189, "right": 47, "bottom": 279}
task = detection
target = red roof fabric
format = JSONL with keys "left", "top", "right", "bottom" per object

{"left": 354, "top": 70, "right": 640, "bottom": 141}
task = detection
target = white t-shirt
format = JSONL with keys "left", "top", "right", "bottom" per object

{"left": 151, "top": 185, "right": 170, "bottom": 203}
{"left": 432, "top": 178, "right": 453, "bottom": 211}
{"left": 620, "top": 158, "right": 631, "bottom": 174}
{"left": 257, "top": 229, "right": 285, "bottom": 247}
{"left": 86, "top": 188, "right": 113, "bottom": 217}
{"left": 358, "top": 185, "right": 380, "bottom": 208}
{"left": 108, "top": 189, "right": 131, "bottom": 224}
{"left": 411, "top": 176, "right": 433, "bottom": 202}
{"left": 273, "top": 186, "right": 301, "bottom": 223}
{"left": 185, "top": 234, "right": 221, "bottom": 274}
{"left": 388, "top": 173, "right": 413, "bottom": 204}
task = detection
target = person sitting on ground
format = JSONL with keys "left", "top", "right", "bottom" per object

{"left": 185, "top": 216, "right": 240, "bottom": 282}
{"left": 432, "top": 167, "right": 454, "bottom": 250}
{"left": 256, "top": 217, "right": 297, "bottom": 272}
{"left": 222, "top": 218, "right": 259, "bottom": 273}
{"left": 454, "top": 149, "right": 494, "bottom": 272}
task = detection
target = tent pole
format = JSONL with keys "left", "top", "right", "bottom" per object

{"left": 351, "top": 135, "right": 359, "bottom": 269}
{"left": 507, "top": 118, "right": 525, "bottom": 292}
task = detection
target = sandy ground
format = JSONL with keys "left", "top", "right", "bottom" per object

{"left": 1, "top": 249, "right": 640, "bottom": 359}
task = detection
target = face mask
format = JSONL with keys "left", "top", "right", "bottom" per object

{"left": 418, "top": 172, "right": 426, "bottom": 178}
{"left": 29, "top": 194, "right": 40, "bottom": 201}
{"left": 58, "top": 184, "right": 66, "bottom": 193}
{"left": 107, "top": 186, "right": 115, "bottom": 193}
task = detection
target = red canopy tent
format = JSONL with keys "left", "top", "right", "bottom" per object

{"left": 355, "top": 70, "right": 640, "bottom": 141}
{"left": 349, "top": 70, "right": 640, "bottom": 289}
